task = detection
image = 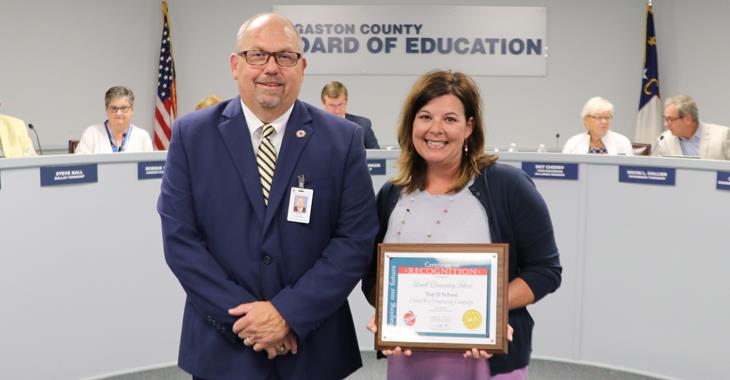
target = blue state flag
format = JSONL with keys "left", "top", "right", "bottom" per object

{"left": 634, "top": 3, "right": 662, "bottom": 145}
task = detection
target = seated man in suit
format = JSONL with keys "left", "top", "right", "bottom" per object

{"left": 321, "top": 80, "right": 380, "bottom": 149}
{"left": 0, "top": 113, "right": 37, "bottom": 158}
{"left": 654, "top": 94, "right": 730, "bottom": 160}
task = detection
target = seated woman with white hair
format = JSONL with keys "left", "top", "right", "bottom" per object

{"left": 562, "top": 97, "right": 633, "bottom": 155}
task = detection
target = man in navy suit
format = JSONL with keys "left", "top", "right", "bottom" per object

{"left": 158, "top": 13, "right": 378, "bottom": 380}
{"left": 321, "top": 81, "right": 381, "bottom": 149}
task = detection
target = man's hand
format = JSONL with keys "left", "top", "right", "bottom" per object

{"left": 269, "top": 331, "right": 299, "bottom": 359}
{"left": 229, "top": 301, "right": 289, "bottom": 353}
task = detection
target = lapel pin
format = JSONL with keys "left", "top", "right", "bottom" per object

{"left": 296, "top": 130, "right": 306, "bottom": 138}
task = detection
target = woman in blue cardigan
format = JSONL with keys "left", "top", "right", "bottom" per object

{"left": 362, "top": 70, "right": 562, "bottom": 380}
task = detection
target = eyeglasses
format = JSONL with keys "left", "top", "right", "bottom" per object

{"left": 108, "top": 105, "right": 132, "bottom": 114}
{"left": 237, "top": 50, "right": 302, "bottom": 67}
{"left": 588, "top": 115, "right": 612, "bottom": 122}
{"left": 663, "top": 116, "right": 682, "bottom": 123}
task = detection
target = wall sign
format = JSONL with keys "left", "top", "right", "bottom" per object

{"left": 275, "top": 5, "right": 547, "bottom": 76}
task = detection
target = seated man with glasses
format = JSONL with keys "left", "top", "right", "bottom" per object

{"left": 562, "top": 96, "right": 633, "bottom": 155}
{"left": 654, "top": 94, "right": 730, "bottom": 160}
{"left": 75, "top": 86, "right": 153, "bottom": 154}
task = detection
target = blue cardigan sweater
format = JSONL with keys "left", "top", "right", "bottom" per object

{"left": 362, "top": 162, "right": 562, "bottom": 375}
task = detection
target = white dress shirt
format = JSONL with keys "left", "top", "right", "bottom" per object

{"left": 240, "top": 99, "right": 295, "bottom": 156}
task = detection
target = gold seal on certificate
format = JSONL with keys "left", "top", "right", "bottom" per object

{"left": 374, "top": 243, "right": 509, "bottom": 353}
{"left": 462, "top": 309, "right": 482, "bottom": 330}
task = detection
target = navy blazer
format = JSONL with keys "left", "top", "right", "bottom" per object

{"left": 158, "top": 98, "right": 379, "bottom": 380}
{"left": 363, "top": 163, "right": 562, "bottom": 375}
{"left": 345, "top": 113, "right": 380, "bottom": 149}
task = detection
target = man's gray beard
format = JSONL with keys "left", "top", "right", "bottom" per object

{"left": 256, "top": 92, "right": 282, "bottom": 109}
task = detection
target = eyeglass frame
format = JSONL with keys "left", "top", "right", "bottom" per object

{"left": 587, "top": 115, "right": 613, "bottom": 122}
{"left": 237, "top": 50, "right": 303, "bottom": 67}
{"left": 663, "top": 115, "right": 682, "bottom": 123}
{"left": 108, "top": 105, "right": 132, "bottom": 114}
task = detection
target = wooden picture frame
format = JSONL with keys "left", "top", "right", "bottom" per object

{"left": 375, "top": 243, "right": 509, "bottom": 353}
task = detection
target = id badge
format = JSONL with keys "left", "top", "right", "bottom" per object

{"left": 287, "top": 186, "right": 313, "bottom": 224}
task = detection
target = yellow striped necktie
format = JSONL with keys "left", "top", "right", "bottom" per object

{"left": 256, "top": 124, "right": 277, "bottom": 205}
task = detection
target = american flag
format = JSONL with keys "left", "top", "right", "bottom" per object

{"left": 153, "top": 0, "right": 177, "bottom": 150}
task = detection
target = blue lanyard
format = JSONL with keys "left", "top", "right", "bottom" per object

{"left": 104, "top": 120, "right": 131, "bottom": 152}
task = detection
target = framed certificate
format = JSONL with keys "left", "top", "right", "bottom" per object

{"left": 375, "top": 243, "right": 509, "bottom": 353}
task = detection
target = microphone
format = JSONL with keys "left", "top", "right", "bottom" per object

{"left": 27, "top": 123, "right": 43, "bottom": 155}
{"left": 110, "top": 133, "right": 127, "bottom": 152}
{"left": 119, "top": 132, "right": 127, "bottom": 152}
{"left": 555, "top": 133, "right": 560, "bottom": 150}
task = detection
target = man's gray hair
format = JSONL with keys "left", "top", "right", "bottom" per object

{"left": 665, "top": 95, "right": 699, "bottom": 122}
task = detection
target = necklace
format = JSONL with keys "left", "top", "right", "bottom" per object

{"left": 394, "top": 193, "right": 455, "bottom": 242}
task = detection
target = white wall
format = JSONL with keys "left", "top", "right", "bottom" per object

{"left": 2, "top": 0, "right": 730, "bottom": 151}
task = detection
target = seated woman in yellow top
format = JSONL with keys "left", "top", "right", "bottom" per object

{"left": 0, "top": 113, "right": 37, "bottom": 158}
